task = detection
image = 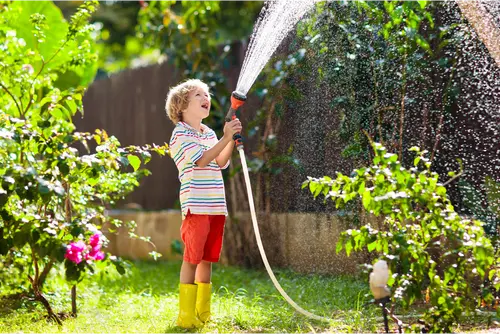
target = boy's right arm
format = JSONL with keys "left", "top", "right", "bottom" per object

{"left": 195, "top": 136, "right": 232, "bottom": 168}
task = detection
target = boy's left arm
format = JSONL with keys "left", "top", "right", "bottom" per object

{"left": 216, "top": 140, "right": 235, "bottom": 169}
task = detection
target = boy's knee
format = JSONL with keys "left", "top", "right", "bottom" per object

{"left": 199, "top": 260, "right": 212, "bottom": 267}
{"left": 183, "top": 260, "right": 199, "bottom": 268}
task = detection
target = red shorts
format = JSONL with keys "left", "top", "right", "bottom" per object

{"left": 180, "top": 210, "right": 226, "bottom": 264}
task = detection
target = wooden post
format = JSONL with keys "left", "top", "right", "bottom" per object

{"left": 71, "top": 285, "right": 77, "bottom": 316}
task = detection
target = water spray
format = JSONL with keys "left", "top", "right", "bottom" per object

{"left": 236, "top": 145, "right": 333, "bottom": 323}
{"left": 228, "top": 94, "right": 403, "bottom": 329}
{"left": 224, "top": 93, "right": 322, "bottom": 319}
{"left": 228, "top": 94, "right": 397, "bottom": 327}
{"left": 226, "top": 0, "right": 334, "bottom": 324}
{"left": 224, "top": 0, "right": 500, "bottom": 329}
{"left": 226, "top": 91, "right": 332, "bottom": 323}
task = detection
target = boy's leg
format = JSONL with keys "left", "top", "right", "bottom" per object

{"left": 195, "top": 260, "right": 212, "bottom": 283}
{"left": 194, "top": 261, "right": 212, "bottom": 322}
{"left": 177, "top": 212, "right": 210, "bottom": 328}
{"left": 180, "top": 261, "right": 197, "bottom": 284}
{"left": 195, "top": 280, "right": 212, "bottom": 322}
{"left": 195, "top": 215, "right": 226, "bottom": 323}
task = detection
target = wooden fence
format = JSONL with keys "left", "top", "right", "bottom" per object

{"left": 77, "top": 62, "right": 183, "bottom": 209}
{"left": 78, "top": 39, "right": 500, "bottom": 214}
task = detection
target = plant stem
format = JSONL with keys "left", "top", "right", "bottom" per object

{"left": 65, "top": 182, "right": 72, "bottom": 223}
{"left": 443, "top": 170, "right": 464, "bottom": 186}
{"left": 0, "top": 82, "right": 23, "bottom": 116}
{"left": 38, "top": 259, "right": 54, "bottom": 289}
{"left": 71, "top": 285, "right": 77, "bottom": 316}
{"left": 29, "top": 246, "right": 62, "bottom": 326}
{"left": 430, "top": 63, "right": 456, "bottom": 162}
{"left": 24, "top": 38, "right": 70, "bottom": 116}
{"left": 398, "top": 54, "right": 407, "bottom": 161}
{"left": 31, "top": 245, "right": 39, "bottom": 283}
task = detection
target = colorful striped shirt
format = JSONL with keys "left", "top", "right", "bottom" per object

{"left": 169, "top": 121, "right": 229, "bottom": 219}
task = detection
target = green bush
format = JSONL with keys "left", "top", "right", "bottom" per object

{"left": 0, "top": 1, "right": 167, "bottom": 323}
{"left": 298, "top": 0, "right": 460, "bottom": 162}
{"left": 303, "top": 142, "right": 500, "bottom": 332}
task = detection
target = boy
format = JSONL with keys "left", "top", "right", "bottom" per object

{"left": 166, "top": 79, "right": 242, "bottom": 328}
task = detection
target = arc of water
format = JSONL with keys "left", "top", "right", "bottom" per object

{"left": 236, "top": 0, "right": 318, "bottom": 95}
{"left": 233, "top": 0, "right": 334, "bottom": 323}
{"left": 233, "top": 0, "right": 500, "bottom": 325}
{"left": 457, "top": 0, "right": 500, "bottom": 68}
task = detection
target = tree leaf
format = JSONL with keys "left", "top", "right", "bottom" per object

{"left": 127, "top": 155, "right": 141, "bottom": 172}
{"left": 362, "top": 190, "right": 372, "bottom": 210}
{"left": 418, "top": 0, "right": 427, "bottom": 9}
{"left": 9, "top": 1, "right": 68, "bottom": 72}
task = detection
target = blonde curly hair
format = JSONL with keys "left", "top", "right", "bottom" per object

{"left": 165, "top": 79, "right": 210, "bottom": 124}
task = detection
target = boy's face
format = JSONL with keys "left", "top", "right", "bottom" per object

{"left": 183, "top": 86, "right": 211, "bottom": 120}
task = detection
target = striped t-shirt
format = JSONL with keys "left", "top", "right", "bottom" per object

{"left": 169, "top": 121, "right": 229, "bottom": 219}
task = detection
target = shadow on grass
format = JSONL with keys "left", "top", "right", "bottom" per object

{"left": 163, "top": 325, "right": 201, "bottom": 333}
{"left": 93, "top": 259, "right": 372, "bottom": 318}
{"left": 94, "top": 260, "right": 182, "bottom": 296}
{"left": 93, "top": 260, "right": 272, "bottom": 297}
{"left": 0, "top": 292, "right": 37, "bottom": 317}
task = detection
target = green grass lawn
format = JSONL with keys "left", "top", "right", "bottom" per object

{"left": 0, "top": 261, "right": 497, "bottom": 333}
{"left": 0, "top": 260, "right": 382, "bottom": 333}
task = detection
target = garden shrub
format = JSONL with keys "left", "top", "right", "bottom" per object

{"left": 303, "top": 142, "right": 500, "bottom": 332}
{"left": 0, "top": 0, "right": 167, "bottom": 323}
{"left": 296, "top": 0, "right": 499, "bottom": 234}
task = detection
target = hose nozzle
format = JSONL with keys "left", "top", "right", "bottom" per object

{"left": 225, "top": 91, "right": 247, "bottom": 148}
{"left": 225, "top": 91, "right": 247, "bottom": 122}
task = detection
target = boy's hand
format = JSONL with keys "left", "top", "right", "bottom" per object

{"left": 223, "top": 118, "right": 242, "bottom": 139}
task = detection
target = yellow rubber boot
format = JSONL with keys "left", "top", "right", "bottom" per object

{"left": 176, "top": 284, "right": 203, "bottom": 328}
{"left": 195, "top": 282, "right": 212, "bottom": 322}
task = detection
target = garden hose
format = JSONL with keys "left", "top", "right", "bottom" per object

{"left": 226, "top": 90, "right": 333, "bottom": 322}
{"left": 236, "top": 144, "right": 333, "bottom": 324}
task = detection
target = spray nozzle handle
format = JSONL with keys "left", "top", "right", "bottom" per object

{"left": 225, "top": 91, "right": 247, "bottom": 148}
{"left": 225, "top": 107, "right": 237, "bottom": 123}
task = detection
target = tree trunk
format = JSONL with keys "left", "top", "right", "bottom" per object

{"left": 38, "top": 259, "right": 54, "bottom": 289}
{"left": 71, "top": 285, "right": 77, "bottom": 316}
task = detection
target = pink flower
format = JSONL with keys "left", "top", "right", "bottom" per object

{"left": 66, "top": 234, "right": 106, "bottom": 264}
{"left": 65, "top": 240, "right": 86, "bottom": 264}
{"left": 86, "top": 234, "right": 105, "bottom": 261}
{"left": 93, "top": 251, "right": 105, "bottom": 261}
{"left": 86, "top": 246, "right": 105, "bottom": 261}
{"left": 89, "top": 233, "right": 102, "bottom": 247}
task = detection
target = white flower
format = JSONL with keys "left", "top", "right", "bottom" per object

{"left": 22, "top": 64, "right": 34, "bottom": 75}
